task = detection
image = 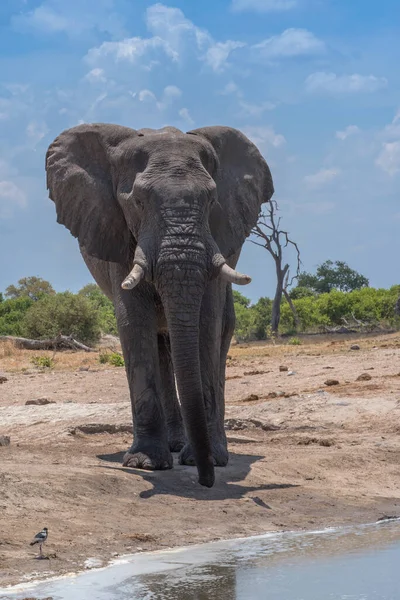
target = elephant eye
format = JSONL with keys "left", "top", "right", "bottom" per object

{"left": 135, "top": 196, "right": 144, "bottom": 210}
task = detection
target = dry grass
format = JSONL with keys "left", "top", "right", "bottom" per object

{"left": 229, "top": 331, "right": 400, "bottom": 360}
{"left": 1, "top": 331, "right": 400, "bottom": 373}
{"left": 0, "top": 342, "right": 104, "bottom": 373}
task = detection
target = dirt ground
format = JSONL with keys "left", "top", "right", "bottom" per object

{"left": 1, "top": 332, "right": 400, "bottom": 588}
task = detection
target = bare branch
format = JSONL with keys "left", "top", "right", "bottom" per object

{"left": 250, "top": 197, "right": 302, "bottom": 333}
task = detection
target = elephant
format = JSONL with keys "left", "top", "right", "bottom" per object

{"left": 45, "top": 124, "right": 274, "bottom": 487}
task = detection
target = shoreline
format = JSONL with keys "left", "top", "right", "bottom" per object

{"left": 2, "top": 519, "right": 400, "bottom": 597}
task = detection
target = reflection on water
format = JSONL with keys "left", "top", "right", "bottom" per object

{"left": 2, "top": 520, "right": 400, "bottom": 600}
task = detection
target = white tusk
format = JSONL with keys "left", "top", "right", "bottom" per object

{"left": 219, "top": 263, "right": 252, "bottom": 285}
{"left": 121, "top": 264, "right": 145, "bottom": 290}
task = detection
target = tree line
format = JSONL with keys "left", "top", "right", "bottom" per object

{"left": 0, "top": 271, "right": 399, "bottom": 347}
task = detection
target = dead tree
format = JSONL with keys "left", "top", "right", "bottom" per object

{"left": 0, "top": 334, "right": 95, "bottom": 352}
{"left": 251, "top": 200, "right": 301, "bottom": 334}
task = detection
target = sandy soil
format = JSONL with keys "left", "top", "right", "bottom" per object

{"left": 1, "top": 333, "right": 400, "bottom": 587}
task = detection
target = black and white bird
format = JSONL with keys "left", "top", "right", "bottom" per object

{"left": 30, "top": 527, "right": 48, "bottom": 558}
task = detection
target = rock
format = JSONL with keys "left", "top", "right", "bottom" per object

{"left": 242, "top": 394, "right": 259, "bottom": 402}
{"left": 267, "top": 392, "right": 278, "bottom": 399}
{"left": 79, "top": 366, "right": 90, "bottom": 372}
{"left": 225, "top": 419, "right": 247, "bottom": 431}
{"left": 0, "top": 436, "right": 10, "bottom": 447}
{"left": 356, "top": 373, "right": 372, "bottom": 381}
{"left": 26, "top": 398, "right": 56, "bottom": 406}
{"left": 243, "top": 369, "right": 266, "bottom": 376}
{"left": 279, "top": 365, "right": 288, "bottom": 372}
{"left": 0, "top": 373, "right": 8, "bottom": 383}
{"left": 287, "top": 371, "right": 296, "bottom": 376}
{"left": 68, "top": 423, "right": 133, "bottom": 435}
{"left": 350, "top": 344, "right": 360, "bottom": 351}
{"left": 324, "top": 379, "right": 340, "bottom": 387}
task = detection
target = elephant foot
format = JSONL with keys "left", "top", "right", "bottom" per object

{"left": 123, "top": 440, "right": 173, "bottom": 470}
{"left": 167, "top": 422, "right": 186, "bottom": 453}
{"left": 178, "top": 441, "right": 229, "bottom": 467}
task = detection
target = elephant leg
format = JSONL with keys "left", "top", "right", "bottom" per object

{"left": 158, "top": 334, "right": 186, "bottom": 452}
{"left": 112, "top": 270, "right": 172, "bottom": 471}
{"left": 179, "top": 278, "right": 229, "bottom": 467}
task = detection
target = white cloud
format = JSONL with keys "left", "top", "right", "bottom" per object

{"left": 163, "top": 85, "right": 182, "bottom": 100}
{"left": 146, "top": 4, "right": 210, "bottom": 55}
{"left": 305, "top": 72, "right": 388, "bottom": 94}
{"left": 138, "top": 89, "right": 157, "bottom": 103}
{"left": 335, "top": 125, "right": 360, "bottom": 140}
{"left": 304, "top": 168, "right": 340, "bottom": 188}
{"left": 219, "top": 82, "right": 241, "bottom": 96}
{"left": 130, "top": 86, "right": 183, "bottom": 112}
{"left": 242, "top": 126, "right": 286, "bottom": 148}
{"left": 179, "top": 108, "right": 194, "bottom": 125}
{"left": 393, "top": 109, "right": 400, "bottom": 124}
{"left": 253, "top": 29, "right": 324, "bottom": 60}
{"left": 86, "top": 4, "right": 244, "bottom": 74}
{"left": 26, "top": 121, "right": 49, "bottom": 145}
{"left": 238, "top": 100, "right": 275, "bottom": 117}
{"left": 375, "top": 142, "right": 400, "bottom": 176}
{"left": 86, "top": 36, "right": 174, "bottom": 66}
{"left": 13, "top": 0, "right": 126, "bottom": 38}
{"left": 232, "top": 0, "right": 297, "bottom": 11}
{"left": 0, "top": 180, "right": 27, "bottom": 218}
{"left": 204, "top": 41, "right": 245, "bottom": 72}
{"left": 84, "top": 68, "right": 107, "bottom": 84}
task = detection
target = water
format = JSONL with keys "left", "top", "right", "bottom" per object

{"left": 2, "top": 520, "right": 400, "bottom": 600}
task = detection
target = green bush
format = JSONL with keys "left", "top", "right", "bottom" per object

{"left": 99, "top": 352, "right": 124, "bottom": 367}
{"left": 288, "top": 337, "right": 301, "bottom": 345}
{"left": 0, "top": 296, "right": 34, "bottom": 336}
{"left": 24, "top": 292, "right": 101, "bottom": 346}
{"left": 79, "top": 284, "right": 118, "bottom": 335}
{"left": 31, "top": 355, "right": 55, "bottom": 369}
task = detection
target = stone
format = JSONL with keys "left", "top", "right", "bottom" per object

{"left": 356, "top": 373, "right": 372, "bottom": 381}
{"left": 242, "top": 394, "right": 259, "bottom": 402}
{"left": 279, "top": 365, "right": 288, "bottom": 372}
{"left": 68, "top": 423, "right": 133, "bottom": 435}
{"left": 0, "top": 373, "right": 8, "bottom": 383}
{"left": 350, "top": 344, "right": 360, "bottom": 351}
{"left": 324, "top": 379, "right": 340, "bottom": 387}
{"left": 0, "top": 436, "right": 10, "bottom": 447}
{"left": 25, "top": 398, "right": 56, "bottom": 406}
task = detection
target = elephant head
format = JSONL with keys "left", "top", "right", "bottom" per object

{"left": 46, "top": 123, "right": 274, "bottom": 487}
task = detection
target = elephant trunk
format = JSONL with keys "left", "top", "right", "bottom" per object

{"left": 159, "top": 268, "right": 215, "bottom": 488}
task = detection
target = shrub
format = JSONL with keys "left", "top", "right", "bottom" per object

{"left": 0, "top": 296, "right": 34, "bottom": 336}
{"left": 288, "top": 337, "right": 301, "bottom": 345}
{"left": 99, "top": 352, "right": 124, "bottom": 367}
{"left": 24, "top": 292, "right": 101, "bottom": 346}
{"left": 31, "top": 355, "right": 55, "bottom": 369}
{"left": 79, "top": 284, "right": 118, "bottom": 335}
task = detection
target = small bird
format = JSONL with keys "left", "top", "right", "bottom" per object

{"left": 30, "top": 527, "right": 48, "bottom": 558}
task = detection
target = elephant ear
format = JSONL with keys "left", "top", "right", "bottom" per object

{"left": 46, "top": 123, "right": 138, "bottom": 263}
{"left": 188, "top": 126, "right": 274, "bottom": 258}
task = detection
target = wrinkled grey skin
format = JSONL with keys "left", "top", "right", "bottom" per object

{"left": 46, "top": 124, "right": 274, "bottom": 487}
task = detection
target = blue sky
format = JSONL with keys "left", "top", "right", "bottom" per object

{"left": 1, "top": 0, "right": 399, "bottom": 302}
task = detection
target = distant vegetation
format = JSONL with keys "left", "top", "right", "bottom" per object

{"left": 0, "top": 266, "right": 399, "bottom": 347}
